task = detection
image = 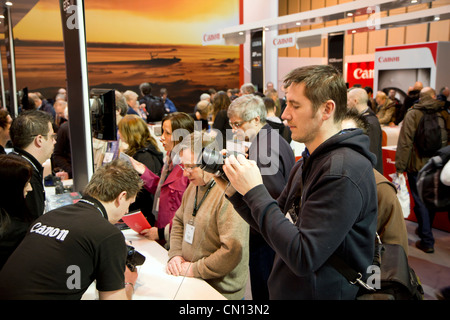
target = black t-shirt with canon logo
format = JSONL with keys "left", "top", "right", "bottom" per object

{"left": 0, "top": 196, "right": 127, "bottom": 300}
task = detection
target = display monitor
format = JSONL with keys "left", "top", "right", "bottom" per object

{"left": 90, "top": 89, "right": 116, "bottom": 141}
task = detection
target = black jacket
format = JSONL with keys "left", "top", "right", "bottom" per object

{"left": 229, "top": 129, "right": 378, "bottom": 299}
{"left": 361, "top": 108, "right": 383, "bottom": 174}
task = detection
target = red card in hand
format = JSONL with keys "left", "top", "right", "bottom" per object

{"left": 121, "top": 210, "right": 151, "bottom": 233}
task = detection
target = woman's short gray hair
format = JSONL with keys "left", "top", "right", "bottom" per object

{"left": 227, "top": 94, "right": 267, "bottom": 123}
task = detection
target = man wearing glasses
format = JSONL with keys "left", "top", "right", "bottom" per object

{"left": 226, "top": 94, "right": 295, "bottom": 300}
{"left": 10, "top": 110, "right": 56, "bottom": 219}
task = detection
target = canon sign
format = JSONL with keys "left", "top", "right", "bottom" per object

{"left": 273, "top": 37, "right": 293, "bottom": 46}
{"left": 353, "top": 68, "right": 374, "bottom": 80}
{"left": 203, "top": 33, "right": 221, "bottom": 43}
{"left": 272, "top": 33, "right": 296, "bottom": 49}
{"left": 347, "top": 61, "right": 374, "bottom": 88}
{"left": 378, "top": 56, "right": 400, "bottom": 63}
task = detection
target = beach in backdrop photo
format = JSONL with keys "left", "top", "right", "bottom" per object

{"left": 1, "top": 0, "right": 241, "bottom": 113}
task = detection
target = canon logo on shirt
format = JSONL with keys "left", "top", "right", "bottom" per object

{"left": 30, "top": 222, "right": 70, "bottom": 241}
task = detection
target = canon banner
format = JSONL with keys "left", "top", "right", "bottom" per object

{"left": 272, "top": 33, "right": 296, "bottom": 49}
{"left": 347, "top": 61, "right": 374, "bottom": 89}
{"left": 202, "top": 32, "right": 225, "bottom": 46}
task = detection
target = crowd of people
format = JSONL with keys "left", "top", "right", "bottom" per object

{"left": 0, "top": 67, "right": 449, "bottom": 300}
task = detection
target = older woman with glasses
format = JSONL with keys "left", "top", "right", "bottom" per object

{"left": 166, "top": 131, "right": 249, "bottom": 300}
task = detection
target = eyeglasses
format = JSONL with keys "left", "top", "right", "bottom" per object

{"left": 229, "top": 120, "right": 246, "bottom": 129}
{"left": 178, "top": 164, "right": 198, "bottom": 172}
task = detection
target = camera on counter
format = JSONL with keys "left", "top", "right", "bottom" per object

{"left": 199, "top": 148, "right": 244, "bottom": 181}
{"left": 126, "top": 245, "right": 145, "bottom": 272}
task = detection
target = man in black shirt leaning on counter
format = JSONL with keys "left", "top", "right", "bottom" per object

{"left": 0, "top": 159, "right": 143, "bottom": 300}
{"left": 215, "top": 65, "right": 378, "bottom": 300}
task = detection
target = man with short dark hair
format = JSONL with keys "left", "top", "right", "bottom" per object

{"left": 10, "top": 110, "right": 55, "bottom": 219}
{"left": 29, "top": 92, "right": 55, "bottom": 118}
{"left": 217, "top": 65, "right": 378, "bottom": 299}
{"left": 0, "top": 160, "right": 143, "bottom": 300}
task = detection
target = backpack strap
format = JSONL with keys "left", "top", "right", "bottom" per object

{"left": 328, "top": 234, "right": 383, "bottom": 292}
{"left": 328, "top": 254, "right": 376, "bottom": 292}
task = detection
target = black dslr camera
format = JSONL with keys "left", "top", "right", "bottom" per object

{"left": 199, "top": 148, "right": 243, "bottom": 181}
{"left": 126, "top": 245, "right": 145, "bottom": 272}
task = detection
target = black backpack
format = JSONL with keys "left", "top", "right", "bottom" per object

{"left": 414, "top": 107, "right": 445, "bottom": 158}
{"left": 417, "top": 145, "right": 450, "bottom": 210}
{"left": 142, "top": 95, "right": 165, "bottom": 123}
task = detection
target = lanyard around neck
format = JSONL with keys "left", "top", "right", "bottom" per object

{"left": 193, "top": 180, "right": 216, "bottom": 217}
{"left": 78, "top": 198, "right": 107, "bottom": 220}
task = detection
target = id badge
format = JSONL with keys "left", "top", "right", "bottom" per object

{"left": 184, "top": 221, "right": 195, "bottom": 244}
{"left": 103, "top": 152, "right": 114, "bottom": 163}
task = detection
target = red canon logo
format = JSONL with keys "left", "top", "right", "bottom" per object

{"left": 204, "top": 33, "right": 220, "bottom": 42}
{"left": 378, "top": 56, "right": 400, "bottom": 63}
{"left": 273, "top": 37, "right": 293, "bottom": 46}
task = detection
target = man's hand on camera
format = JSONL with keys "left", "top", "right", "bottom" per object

{"left": 223, "top": 154, "right": 263, "bottom": 196}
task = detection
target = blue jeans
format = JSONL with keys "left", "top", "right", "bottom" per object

{"left": 408, "top": 172, "right": 436, "bottom": 247}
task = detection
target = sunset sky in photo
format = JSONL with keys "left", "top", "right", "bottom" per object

{"left": 13, "top": 0, "right": 240, "bottom": 45}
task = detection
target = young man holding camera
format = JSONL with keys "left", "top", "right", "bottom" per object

{"left": 216, "top": 65, "right": 378, "bottom": 299}
{"left": 0, "top": 160, "right": 143, "bottom": 300}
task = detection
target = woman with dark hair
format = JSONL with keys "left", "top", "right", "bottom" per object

{"left": 0, "top": 154, "right": 34, "bottom": 269}
{"left": 129, "top": 112, "right": 194, "bottom": 248}
{"left": 211, "top": 91, "right": 232, "bottom": 149}
{"left": 118, "top": 114, "right": 164, "bottom": 225}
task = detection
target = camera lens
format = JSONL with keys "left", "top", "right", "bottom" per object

{"left": 199, "top": 148, "right": 228, "bottom": 180}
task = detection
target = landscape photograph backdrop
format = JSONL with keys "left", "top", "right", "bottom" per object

{"left": 3, "top": 0, "right": 241, "bottom": 113}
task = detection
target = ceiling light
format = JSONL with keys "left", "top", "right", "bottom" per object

{"left": 347, "top": 12, "right": 353, "bottom": 17}
{"left": 352, "top": 30, "right": 356, "bottom": 33}
{"left": 411, "top": 0, "right": 418, "bottom": 3}
{"left": 5, "top": 1, "right": 13, "bottom": 6}
{"left": 296, "top": 22, "right": 301, "bottom": 26}
{"left": 238, "top": 32, "right": 244, "bottom": 35}
{"left": 434, "top": 15, "right": 440, "bottom": 21}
